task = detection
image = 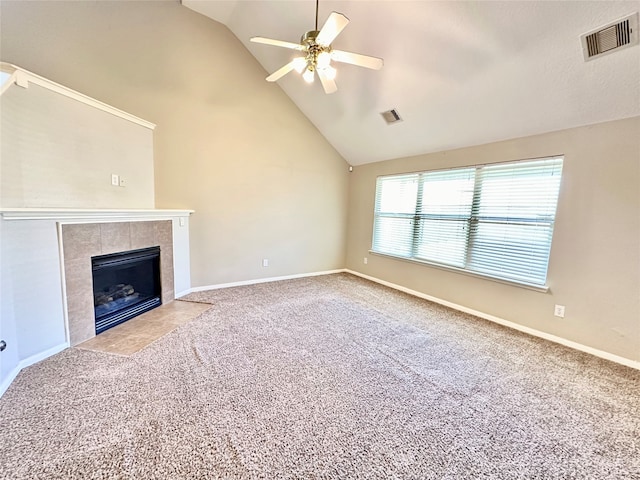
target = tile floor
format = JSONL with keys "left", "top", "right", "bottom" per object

{"left": 76, "top": 300, "right": 211, "bottom": 356}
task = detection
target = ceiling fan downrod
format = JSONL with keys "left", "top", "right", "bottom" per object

{"left": 301, "top": 0, "right": 327, "bottom": 77}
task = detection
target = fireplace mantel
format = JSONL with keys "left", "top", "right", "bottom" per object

{"left": 0, "top": 208, "right": 194, "bottom": 221}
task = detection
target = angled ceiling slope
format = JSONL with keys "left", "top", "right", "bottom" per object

{"left": 184, "top": 1, "right": 640, "bottom": 166}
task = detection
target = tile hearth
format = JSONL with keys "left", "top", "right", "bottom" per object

{"left": 76, "top": 300, "right": 210, "bottom": 356}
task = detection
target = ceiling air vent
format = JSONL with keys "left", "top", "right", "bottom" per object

{"left": 381, "top": 109, "right": 402, "bottom": 125}
{"left": 581, "top": 12, "right": 638, "bottom": 61}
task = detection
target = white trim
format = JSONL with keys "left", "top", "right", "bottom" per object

{"left": 0, "top": 70, "right": 18, "bottom": 96}
{"left": 175, "top": 289, "right": 193, "bottom": 299}
{"left": 0, "top": 342, "right": 68, "bottom": 398}
{"left": 0, "top": 208, "right": 194, "bottom": 221}
{"left": 179, "top": 269, "right": 346, "bottom": 296}
{"left": 345, "top": 269, "right": 640, "bottom": 370}
{"left": 57, "top": 222, "right": 71, "bottom": 345}
{"left": 0, "top": 62, "right": 155, "bottom": 130}
{"left": 0, "top": 366, "right": 22, "bottom": 399}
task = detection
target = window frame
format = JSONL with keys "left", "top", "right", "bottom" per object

{"left": 371, "top": 156, "right": 564, "bottom": 291}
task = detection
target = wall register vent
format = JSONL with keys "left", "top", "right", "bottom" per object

{"left": 581, "top": 12, "right": 638, "bottom": 61}
{"left": 381, "top": 109, "right": 402, "bottom": 125}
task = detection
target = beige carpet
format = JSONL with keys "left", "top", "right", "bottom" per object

{"left": 1, "top": 273, "right": 638, "bottom": 479}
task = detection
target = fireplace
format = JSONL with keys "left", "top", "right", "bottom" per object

{"left": 60, "top": 220, "right": 175, "bottom": 346}
{"left": 91, "top": 246, "right": 161, "bottom": 334}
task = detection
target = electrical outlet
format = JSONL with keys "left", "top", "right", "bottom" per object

{"left": 111, "top": 174, "right": 119, "bottom": 186}
{"left": 363, "top": 257, "right": 368, "bottom": 264}
{"left": 554, "top": 304, "right": 566, "bottom": 318}
{"left": 262, "top": 259, "right": 269, "bottom": 267}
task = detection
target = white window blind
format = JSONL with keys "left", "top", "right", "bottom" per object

{"left": 373, "top": 174, "right": 418, "bottom": 257}
{"left": 372, "top": 157, "right": 563, "bottom": 286}
{"left": 416, "top": 168, "right": 475, "bottom": 267}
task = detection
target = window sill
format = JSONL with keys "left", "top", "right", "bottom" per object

{"left": 368, "top": 250, "right": 550, "bottom": 293}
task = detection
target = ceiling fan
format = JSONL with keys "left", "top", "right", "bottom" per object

{"left": 250, "top": 0, "right": 383, "bottom": 94}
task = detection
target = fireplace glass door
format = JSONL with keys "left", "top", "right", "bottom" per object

{"left": 91, "top": 246, "right": 161, "bottom": 334}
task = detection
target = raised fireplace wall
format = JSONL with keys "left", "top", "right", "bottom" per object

{"left": 1, "top": 209, "right": 192, "bottom": 397}
{"left": 62, "top": 221, "right": 174, "bottom": 345}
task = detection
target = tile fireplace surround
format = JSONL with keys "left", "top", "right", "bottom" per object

{"left": 62, "top": 221, "right": 175, "bottom": 346}
{"left": 0, "top": 208, "right": 193, "bottom": 397}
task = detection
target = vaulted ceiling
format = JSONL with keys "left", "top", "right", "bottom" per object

{"left": 183, "top": 1, "right": 640, "bottom": 165}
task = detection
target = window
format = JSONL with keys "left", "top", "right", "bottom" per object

{"left": 372, "top": 157, "right": 563, "bottom": 287}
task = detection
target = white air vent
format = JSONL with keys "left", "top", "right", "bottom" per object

{"left": 581, "top": 12, "right": 638, "bottom": 61}
{"left": 381, "top": 109, "right": 402, "bottom": 124}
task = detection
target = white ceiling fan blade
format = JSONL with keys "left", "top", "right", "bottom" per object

{"left": 318, "top": 69, "right": 338, "bottom": 94}
{"left": 331, "top": 50, "right": 384, "bottom": 70}
{"left": 316, "top": 12, "right": 350, "bottom": 46}
{"left": 266, "top": 60, "right": 299, "bottom": 82}
{"left": 250, "top": 37, "right": 306, "bottom": 51}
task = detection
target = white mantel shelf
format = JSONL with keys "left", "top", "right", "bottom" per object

{"left": 0, "top": 208, "right": 194, "bottom": 221}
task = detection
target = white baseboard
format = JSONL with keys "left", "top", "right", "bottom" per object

{"left": 345, "top": 269, "right": 640, "bottom": 370}
{"left": 179, "top": 269, "right": 346, "bottom": 296}
{"left": 175, "top": 289, "right": 192, "bottom": 299}
{"left": 0, "top": 342, "right": 68, "bottom": 398}
{"left": 0, "top": 366, "right": 22, "bottom": 399}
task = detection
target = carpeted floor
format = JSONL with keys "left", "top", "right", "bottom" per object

{"left": 1, "top": 273, "right": 638, "bottom": 479}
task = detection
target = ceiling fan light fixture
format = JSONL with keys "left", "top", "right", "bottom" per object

{"left": 316, "top": 51, "right": 332, "bottom": 69}
{"left": 292, "top": 57, "right": 307, "bottom": 73}
{"left": 303, "top": 68, "right": 315, "bottom": 83}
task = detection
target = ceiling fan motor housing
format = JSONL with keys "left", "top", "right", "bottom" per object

{"left": 301, "top": 30, "right": 320, "bottom": 45}
{"left": 301, "top": 30, "right": 331, "bottom": 72}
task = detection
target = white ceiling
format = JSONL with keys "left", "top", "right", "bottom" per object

{"left": 183, "top": 1, "right": 640, "bottom": 166}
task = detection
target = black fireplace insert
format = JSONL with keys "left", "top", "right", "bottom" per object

{"left": 91, "top": 246, "right": 161, "bottom": 334}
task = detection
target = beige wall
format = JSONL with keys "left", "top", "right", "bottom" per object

{"left": 0, "top": 1, "right": 349, "bottom": 286}
{"left": 1, "top": 79, "right": 154, "bottom": 209}
{"left": 346, "top": 117, "right": 640, "bottom": 363}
